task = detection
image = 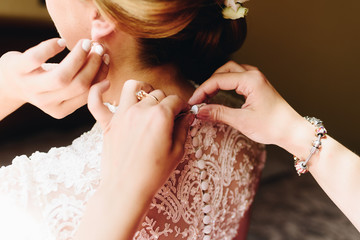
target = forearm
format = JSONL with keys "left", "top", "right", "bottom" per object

{"left": 280, "top": 117, "right": 360, "bottom": 231}
{"left": 74, "top": 182, "right": 153, "bottom": 240}
{"left": 309, "top": 137, "right": 360, "bottom": 231}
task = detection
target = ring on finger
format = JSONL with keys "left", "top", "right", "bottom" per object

{"left": 136, "top": 90, "right": 160, "bottom": 103}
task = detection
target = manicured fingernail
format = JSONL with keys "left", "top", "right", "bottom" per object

{"left": 57, "top": 39, "right": 66, "bottom": 48}
{"left": 93, "top": 44, "right": 104, "bottom": 56}
{"left": 82, "top": 39, "right": 92, "bottom": 52}
{"left": 188, "top": 96, "right": 196, "bottom": 105}
{"left": 103, "top": 54, "right": 110, "bottom": 65}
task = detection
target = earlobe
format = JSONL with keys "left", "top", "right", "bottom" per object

{"left": 91, "top": 11, "right": 115, "bottom": 41}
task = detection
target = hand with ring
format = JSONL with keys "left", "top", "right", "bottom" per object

{"left": 79, "top": 79, "right": 194, "bottom": 240}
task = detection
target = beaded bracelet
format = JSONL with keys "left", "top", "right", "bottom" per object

{"left": 294, "top": 116, "right": 327, "bottom": 176}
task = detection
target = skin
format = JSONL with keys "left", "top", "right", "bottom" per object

{"left": 5, "top": 1, "right": 358, "bottom": 235}
{"left": 0, "top": 1, "right": 259, "bottom": 240}
{"left": 0, "top": 0, "right": 109, "bottom": 121}
{"left": 189, "top": 61, "right": 360, "bottom": 232}
{"left": 0, "top": 38, "right": 108, "bottom": 120}
{"left": 45, "top": 0, "right": 195, "bottom": 104}
{"left": 75, "top": 80, "right": 193, "bottom": 240}
{"left": 45, "top": 0, "right": 93, "bottom": 48}
{"left": 44, "top": 1, "right": 253, "bottom": 239}
{"left": 0, "top": 0, "right": 197, "bottom": 239}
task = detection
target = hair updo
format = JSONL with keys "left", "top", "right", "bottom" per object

{"left": 94, "top": 0, "right": 247, "bottom": 83}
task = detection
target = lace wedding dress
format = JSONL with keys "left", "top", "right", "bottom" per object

{"left": 0, "top": 102, "right": 265, "bottom": 240}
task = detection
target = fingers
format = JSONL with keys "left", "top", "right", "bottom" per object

{"left": 157, "top": 95, "right": 191, "bottom": 159}
{"left": 37, "top": 39, "right": 95, "bottom": 91}
{"left": 138, "top": 89, "right": 166, "bottom": 106}
{"left": 159, "top": 95, "right": 188, "bottom": 118}
{"left": 196, "top": 104, "right": 243, "bottom": 129}
{"left": 21, "top": 38, "right": 66, "bottom": 73}
{"left": 172, "top": 113, "right": 194, "bottom": 158}
{"left": 54, "top": 53, "right": 109, "bottom": 100}
{"left": 49, "top": 93, "right": 89, "bottom": 119}
{"left": 214, "top": 60, "right": 247, "bottom": 74}
{"left": 240, "top": 64, "right": 259, "bottom": 71}
{"left": 189, "top": 61, "right": 261, "bottom": 105}
{"left": 88, "top": 80, "right": 112, "bottom": 129}
{"left": 117, "top": 80, "right": 154, "bottom": 111}
{"left": 33, "top": 40, "right": 108, "bottom": 98}
{"left": 189, "top": 72, "right": 250, "bottom": 105}
{"left": 93, "top": 56, "right": 111, "bottom": 84}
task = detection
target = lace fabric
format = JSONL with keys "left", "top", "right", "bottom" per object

{"left": 0, "top": 110, "right": 265, "bottom": 240}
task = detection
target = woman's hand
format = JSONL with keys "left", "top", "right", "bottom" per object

{"left": 190, "top": 61, "right": 360, "bottom": 232}
{"left": 88, "top": 79, "right": 193, "bottom": 196}
{"left": 189, "top": 61, "right": 303, "bottom": 147}
{"left": 0, "top": 38, "right": 109, "bottom": 120}
{"left": 76, "top": 80, "right": 193, "bottom": 240}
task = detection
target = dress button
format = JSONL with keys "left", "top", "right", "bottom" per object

{"left": 195, "top": 149, "right": 203, "bottom": 159}
{"left": 200, "top": 170, "right": 207, "bottom": 180}
{"left": 202, "top": 193, "right": 210, "bottom": 203}
{"left": 201, "top": 181, "right": 209, "bottom": 191}
{"left": 191, "top": 127, "right": 198, "bottom": 137}
{"left": 203, "top": 225, "right": 212, "bottom": 234}
{"left": 192, "top": 137, "right": 199, "bottom": 147}
{"left": 203, "top": 215, "right": 211, "bottom": 225}
{"left": 198, "top": 160, "right": 205, "bottom": 169}
{"left": 203, "top": 235, "right": 211, "bottom": 240}
{"left": 202, "top": 205, "right": 211, "bottom": 214}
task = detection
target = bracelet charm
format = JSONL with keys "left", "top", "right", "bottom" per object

{"left": 294, "top": 117, "right": 327, "bottom": 176}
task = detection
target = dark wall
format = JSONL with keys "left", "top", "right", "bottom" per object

{"left": 234, "top": 0, "right": 360, "bottom": 152}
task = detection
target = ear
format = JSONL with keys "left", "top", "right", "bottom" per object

{"left": 91, "top": 10, "right": 116, "bottom": 41}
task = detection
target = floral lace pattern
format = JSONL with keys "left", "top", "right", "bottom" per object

{"left": 0, "top": 116, "right": 265, "bottom": 240}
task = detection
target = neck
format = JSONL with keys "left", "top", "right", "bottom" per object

{"left": 102, "top": 55, "right": 195, "bottom": 106}
{"left": 100, "top": 32, "right": 195, "bottom": 105}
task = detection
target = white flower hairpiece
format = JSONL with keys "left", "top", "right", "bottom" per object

{"left": 222, "top": 0, "right": 249, "bottom": 20}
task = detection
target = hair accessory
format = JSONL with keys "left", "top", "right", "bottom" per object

{"left": 294, "top": 116, "right": 327, "bottom": 176}
{"left": 222, "top": 0, "right": 249, "bottom": 20}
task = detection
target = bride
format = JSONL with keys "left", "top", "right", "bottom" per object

{"left": 0, "top": 0, "right": 265, "bottom": 239}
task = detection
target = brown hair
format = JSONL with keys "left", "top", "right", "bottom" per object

{"left": 94, "top": 0, "right": 247, "bottom": 83}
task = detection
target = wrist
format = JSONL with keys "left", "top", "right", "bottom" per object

{"left": 98, "top": 176, "right": 156, "bottom": 212}
{"left": 76, "top": 181, "right": 153, "bottom": 240}
{"left": 277, "top": 115, "right": 316, "bottom": 160}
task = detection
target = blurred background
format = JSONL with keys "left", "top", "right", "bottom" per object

{"left": 0, "top": 0, "right": 359, "bottom": 239}
{"left": 236, "top": 1, "right": 359, "bottom": 239}
{"left": 236, "top": 0, "right": 360, "bottom": 152}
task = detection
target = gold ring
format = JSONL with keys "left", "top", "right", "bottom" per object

{"left": 136, "top": 90, "right": 147, "bottom": 101}
{"left": 136, "top": 90, "right": 159, "bottom": 103}
{"left": 148, "top": 94, "right": 159, "bottom": 103}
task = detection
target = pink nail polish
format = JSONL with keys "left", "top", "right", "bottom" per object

{"left": 57, "top": 39, "right": 66, "bottom": 48}
{"left": 93, "top": 45, "right": 104, "bottom": 56}
{"left": 103, "top": 54, "right": 110, "bottom": 65}
{"left": 82, "top": 39, "right": 92, "bottom": 52}
{"left": 90, "top": 42, "right": 105, "bottom": 56}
